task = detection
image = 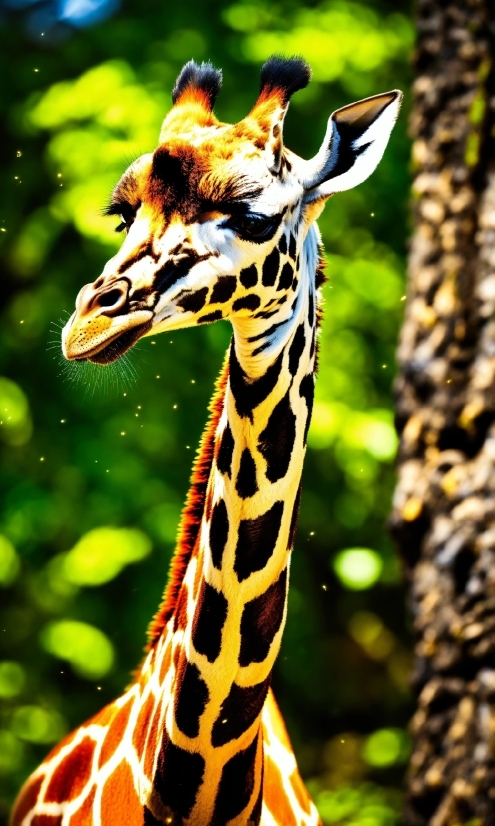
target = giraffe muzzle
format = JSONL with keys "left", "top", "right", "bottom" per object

{"left": 62, "top": 278, "right": 153, "bottom": 363}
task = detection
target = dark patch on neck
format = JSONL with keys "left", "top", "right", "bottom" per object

{"left": 289, "top": 233, "right": 297, "bottom": 260}
{"left": 308, "top": 290, "right": 314, "bottom": 327}
{"left": 211, "top": 733, "right": 259, "bottom": 826}
{"left": 310, "top": 332, "right": 316, "bottom": 360}
{"left": 299, "top": 374, "right": 314, "bottom": 445}
{"left": 144, "top": 806, "right": 176, "bottom": 825}
{"left": 239, "top": 567, "right": 287, "bottom": 665}
{"left": 288, "top": 484, "right": 302, "bottom": 549}
{"left": 240, "top": 264, "right": 258, "bottom": 288}
{"left": 247, "top": 318, "right": 288, "bottom": 344}
{"left": 261, "top": 247, "right": 280, "bottom": 287}
{"left": 252, "top": 308, "right": 279, "bottom": 320}
{"left": 210, "top": 275, "right": 237, "bottom": 303}
{"left": 153, "top": 730, "right": 204, "bottom": 819}
{"left": 279, "top": 233, "right": 288, "bottom": 255}
{"left": 211, "top": 678, "right": 270, "bottom": 747}
{"left": 216, "top": 425, "right": 234, "bottom": 477}
{"left": 174, "top": 659, "right": 209, "bottom": 738}
{"left": 173, "top": 584, "right": 189, "bottom": 632}
{"left": 198, "top": 309, "right": 223, "bottom": 324}
{"left": 251, "top": 341, "right": 272, "bottom": 357}
{"left": 288, "top": 323, "right": 306, "bottom": 376}
{"left": 236, "top": 448, "right": 258, "bottom": 499}
{"left": 234, "top": 500, "right": 284, "bottom": 582}
{"left": 258, "top": 391, "right": 296, "bottom": 483}
{"left": 277, "top": 261, "right": 293, "bottom": 291}
{"left": 232, "top": 294, "right": 261, "bottom": 312}
{"left": 229, "top": 343, "right": 283, "bottom": 421}
{"left": 176, "top": 288, "right": 208, "bottom": 314}
{"left": 209, "top": 498, "right": 229, "bottom": 569}
{"left": 192, "top": 579, "right": 228, "bottom": 662}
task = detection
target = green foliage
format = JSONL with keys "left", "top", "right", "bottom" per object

{"left": 0, "top": 379, "right": 32, "bottom": 447}
{"left": 40, "top": 620, "right": 115, "bottom": 679}
{"left": 57, "top": 526, "right": 152, "bottom": 586}
{"left": 310, "top": 782, "right": 402, "bottom": 825}
{"left": 333, "top": 548, "right": 383, "bottom": 591}
{"left": 0, "top": 0, "right": 413, "bottom": 821}
{"left": 0, "top": 537, "right": 20, "bottom": 587}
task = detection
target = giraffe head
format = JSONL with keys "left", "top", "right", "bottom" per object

{"left": 62, "top": 57, "right": 401, "bottom": 364}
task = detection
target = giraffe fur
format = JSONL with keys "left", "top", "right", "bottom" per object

{"left": 11, "top": 57, "right": 401, "bottom": 826}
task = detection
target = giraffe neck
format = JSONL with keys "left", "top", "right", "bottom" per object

{"left": 151, "top": 223, "right": 319, "bottom": 825}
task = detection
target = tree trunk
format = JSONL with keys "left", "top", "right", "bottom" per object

{"left": 390, "top": 1, "right": 495, "bottom": 824}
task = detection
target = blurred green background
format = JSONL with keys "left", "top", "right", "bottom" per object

{"left": 0, "top": 0, "right": 413, "bottom": 823}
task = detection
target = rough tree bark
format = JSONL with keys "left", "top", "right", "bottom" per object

{"left": 390, "top": 1, "right": 495, "bottom": 824}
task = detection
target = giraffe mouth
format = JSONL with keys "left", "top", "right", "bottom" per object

{"left": 87, "top": 321, "right": 153, "bottom": 364}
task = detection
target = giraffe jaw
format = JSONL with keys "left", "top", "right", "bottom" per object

{"left": 62, "top": 310, "right": 153, "bottom": 364}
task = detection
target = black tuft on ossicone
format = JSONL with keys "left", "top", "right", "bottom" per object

{"left": 172, "top": 60, "right": 223, "bottom": 108}
{"left": 259, "top": 56, "right": 311, "bottom": 104}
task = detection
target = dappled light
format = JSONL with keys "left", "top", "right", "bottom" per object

{"left": 333, "top": 547, "right": 383, "bottom": 590}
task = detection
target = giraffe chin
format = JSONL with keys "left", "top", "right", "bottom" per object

{"left": 87, "top": 321, "right": 152, "bottom": 365}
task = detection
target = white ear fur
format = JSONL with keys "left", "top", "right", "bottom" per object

{"left": 300, "top": 90, "right": 402, "bottom": 201}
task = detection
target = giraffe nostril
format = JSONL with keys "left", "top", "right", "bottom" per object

{"left": 97, "top": 289, "right": 123, "bottom": 308}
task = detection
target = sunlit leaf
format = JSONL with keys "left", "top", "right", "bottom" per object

{"left": 40, "top": 620, "right": 115, "bottom": 679}
{"left": 61, "top": 526, "right": 152, "bottom": 586}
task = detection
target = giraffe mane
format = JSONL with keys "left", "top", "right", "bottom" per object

{"left": 146, "top": 354, "right": 230, "bottom": 648}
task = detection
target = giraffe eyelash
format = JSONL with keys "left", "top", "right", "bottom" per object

{"left": 103, "top": 200, "right": 138, "bottom": 229}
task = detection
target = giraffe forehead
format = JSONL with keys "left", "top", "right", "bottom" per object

{"left": 141, "top": 134, "right": 290, "bottom": 224}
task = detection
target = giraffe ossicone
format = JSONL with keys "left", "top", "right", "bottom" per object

{"left": 12, "top": 56, "right": 401, "bottom": 826}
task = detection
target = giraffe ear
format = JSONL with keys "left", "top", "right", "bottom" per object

{"left": 249, "top": 56, "right": 311, "bottom": 175}
{"left": 300, "top": 90, "right": 402, "bottom": 201}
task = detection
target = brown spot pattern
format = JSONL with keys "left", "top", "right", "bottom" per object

{"left": 132, "top": 693, "right": 156, "bottom": 756}
{"left": 173, "top": 583, "right": 189, "bottom": 632}
{"left": 10, "top": 774, "right": 44, "bottom": 825}
{"left": 68, "top": 785, "right": 96, "bottom": 825}
{"left": 100, "top": 760, "right": 143, "bottom": 826}
{"left": 290, "top": 769, "right": 312, "bottom": 815}
{"left": 264, "top": 755, "right": 298, "bottom": 826}
{"left": 44, "top": 737, "right": 96, "bottom": 803}
{"left": 98, "top": 699, "right": 133, "bottom": 768}
{"left": 144, "top": 701, "right": 162, "bottom": 779}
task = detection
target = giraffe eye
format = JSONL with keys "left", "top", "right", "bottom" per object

{"left": 115, "top": 209, "right": 135, "bottom": 234}
{"left": 106, "top": 202, "right": 136, "bottom": 234}
{"left": 224, "top": 213, "right": 276, "bottom": 242}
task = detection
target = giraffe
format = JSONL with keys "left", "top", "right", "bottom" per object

{"left": 11, "top": 57, "right": 401, "bottom": 826}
